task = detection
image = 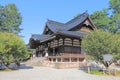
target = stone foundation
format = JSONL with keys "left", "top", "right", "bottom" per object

{"left": 54, "top": 62, "right": 83, "bottom": 69}
{"left": 42, "top": 60, "right": 87, "bottom": 69}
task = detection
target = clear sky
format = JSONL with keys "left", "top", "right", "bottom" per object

{"left": 1, "top": 0, "right": 109, "bottom": 44}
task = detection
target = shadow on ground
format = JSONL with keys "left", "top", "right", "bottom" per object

{"left": 19, "top": 64, "right": 33, "bottom": 69}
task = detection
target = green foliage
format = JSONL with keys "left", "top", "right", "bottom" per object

{"left": 0, "top": 32, "right": 28, "bottom": 65}
{"left": 25, "top": 44, "right": 34, "bottom": 59}
{"left": 109, "top": 0, "right": 120, "bottom": 14}
{"left": 0, "top": 4, "right": 22, "bottom": 34}
{"left": 86, "top": 55, "right": 95, "bottom": 60}
{"left": 89, "top": 70, "right": 120, "bottom": 77}
{"left": 109, "top": 13, "right": 120, "bottom": 32}
{"left": 89, "top": 70, "right": 103, "bottom": 75}
{"left": 90, "top": 11, "right": 109, "bottom": 29}
{"left": 109, "top": 0, "right": 120, "bottom": 33}
{"left": 89, "top": 0, "right": 120, "bottom": 33}
{"left": 82, "top": 30, "right": 120, "bottom": 60}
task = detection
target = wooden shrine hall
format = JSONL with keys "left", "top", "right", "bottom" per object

{"left": 29, "top": 12, "right": 96, "bottom": 62}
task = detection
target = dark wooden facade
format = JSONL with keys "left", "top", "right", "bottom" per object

{"left": 29, "top": 12, "right": 96, "bottom": 61}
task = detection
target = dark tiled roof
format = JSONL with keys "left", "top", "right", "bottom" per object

{"left": 40, "top": 35, "right": 56, "bottom": 43}
{"left": 31, "top": 31, "right": 86, "bottom": 42}
{"left": 30, "top": 12, "right": 92, "bottom": 43}
{"left": 46, "top": 19, "right": 65, "bottom": 32}
{"left": 31, "top": 34, "right": 51, "bottom": 41}
{"left": 56, "top": 31, "right": 87, "bottom": 38}
{"left": 63, "top": 12, "right": 89, "bottom": 31}
{"left": 46, "top": 12, "right": 89, "bottom": 32}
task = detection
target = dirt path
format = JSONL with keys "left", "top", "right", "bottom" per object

{"left": 0, "top": 64, "right": 120, "bottom": 80}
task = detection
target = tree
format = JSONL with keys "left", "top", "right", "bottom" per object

{"left": 109, "top": 13, "right": 120, "bottom": 33}
{"left": 0, "top": 4, "right": 22, "bottom": 34}
{"left": 89, "top": 0, "right": 120, "bottom": 33}
{"left": 0, "top": 32, "right": 29, "bottom": 67}
{"left": 109, "top": 0, "right": 120, "bottom": 14}
{"left": 81, "top": 30, "right": 120, "bottom": 61}
{"left": 108, "top": 0, "right": 120, "bottom": 33}
{"left": 90, "top": 11, "right": 109, "bottom": 29}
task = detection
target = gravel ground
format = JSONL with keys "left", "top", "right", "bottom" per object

{"left": 0, "top": 64, "right": 120, "bottom": 80}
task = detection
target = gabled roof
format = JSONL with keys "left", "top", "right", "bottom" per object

{"left": 63, "top": 12, "right": 89, "bottom": 31}
{"left": 31, "top": 34, "right": 51, "bottom": 41}
{"left": 43, "top": 11, "right": 95, "bottom": 34}
{"left": 43, "top": 19, "right": 65, "bottom": 33}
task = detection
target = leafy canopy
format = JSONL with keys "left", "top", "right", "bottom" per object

{"left": 82, "top": 30, "right": 120, "bottom": 61}
{"left": 109, "top": 0, "right": 120, "bottom": 14}
{"left": 0, "top": 4, "right": 22, "bottom": 34}
{"left": 90, "top": 11, "right": 109, "bottom": 29}
{"left": 0, "top": 32, "right": 28, "bottom": 65}
{"left": 89, "top": 0, "right": 120, "bottom": 33}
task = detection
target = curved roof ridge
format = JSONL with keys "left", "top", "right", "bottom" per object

{"left": 31, "top": 34, "right": 51, "bottom": 41}
{"left": 65, "top": 11, "right": 89, "bottom": 25}
{"left": 46, "top": 19, "right": 66, "bottom": 32}
{"left": 47, "top": 19, "right": 65, "bottom": 27}
{"left": 62, "top": 12, "right": 89, "bottom": 31}
{"left": 44, "top": 11, "right": 91, "bottom": 33}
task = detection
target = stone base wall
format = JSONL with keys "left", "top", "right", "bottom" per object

{"left": 42, "top": 60, "right": 87, "bottom": 68}
{"left": 54, "top": 62, "right": 83, "bottom": 69}
{"left": 41, "top": 56, "right": 88, "bottom": 69}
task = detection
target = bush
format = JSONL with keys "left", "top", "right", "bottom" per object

{"left": 0, "top": 32, "right": 29, "bottom": 68}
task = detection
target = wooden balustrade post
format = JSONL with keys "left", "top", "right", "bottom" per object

{"left": 69, "top": 57, "right": 71, "bottom": 62}
{"left": 77, "top": 58, "right": 79, "bottom": 62}
{"left": 55, "top": 58, "right": 58, "bottom": 62}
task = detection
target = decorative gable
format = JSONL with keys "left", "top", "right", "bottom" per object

{"left": 68, "top": 17, "right": 95, "bottom": 32}
{"left": 79, "top": 18, "right": 95, "bottom": 32}
{"left": 43, "top": 25, "right": 53, "bottom": 35}
{"left": 80, "top": 27, "right": 91, "bottom": 32}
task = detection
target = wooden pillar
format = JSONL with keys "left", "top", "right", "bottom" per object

{"left": 53, "top": 39, "right": 55, "bottom": 56}
{"left": 53, "top": 48, "right": 55, "bottom": 56}
{"left": 69, "top": 57, "right": 71, "bottom": 62}
{"left": 79, "top": 39, "right": 82, "bottom": 53}
{"left": 71, "top": 39, "right": 74, "bottom": 54}
{"left": 51, "top": 58, "right": 53, "bottom": 62}
{"left": 55, "top": 58, "right": 58, "bottom": 62}
{"left": 57, "top": 39, "right": 59, "bottom": 55}
{"left": 62, "top": 38, "right": 65, "bottom": 54}
{"left": 40, "top": 44, "right": 42, "bottom": 56}
{"left": 61, "top": 57, "right": 63, "bottom": 62}
{"left": 49, "top": 42, "right": 51, "bottom": 47}
{"left": 77, "top": 58, "right": 79, "bottom": 62}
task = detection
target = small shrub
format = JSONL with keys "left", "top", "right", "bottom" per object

{"left": 89, "top": 70, "right": 103, "bottom": 75}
